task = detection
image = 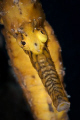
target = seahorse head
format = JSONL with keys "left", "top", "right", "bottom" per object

{"left": 16, "top": 23, "right": 47, "bottom": 54}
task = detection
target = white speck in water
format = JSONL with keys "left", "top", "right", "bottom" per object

{"left": 51, "top": 30, "right": 54, "bottom": 35}
{"left": 64, "top": 67, "right": 66, "bottom": 70}
{"left": 11, "top": 29, "right": 15, "bottom": 32}
{"left": 67, "top": 94, "right": 71, "bottom": 98}
{"left": 8, "top": 60, "right": 12, "bottom": 66}
{"left": 38, "top": 17, "right": 42, "bottom": 19}
{"left": 65, "top": 91, "right": 71, "bottom": 98}
{"left": 59, "top": 48, "right": 62, "bottom": 52}
{"left": 12, "top": 5, "right": 14, "bottom": 7}
{"left": 56, "top": 40, "right": 59, "bottom": 43}
{"left": 34, "top": 27, "right": 37, "bottom": 30}
{"left": 15, "top": 29, "right": 17, "bottom": 32}
{"left": 62, "top": 70, "right": 65, "bottom": 76}
{"left": 13, "top": 0, "right": 19, "bottom": 3}
{"left": 20, "top": 2, "right": 23, "bottom": 4}
{"left": 38, "top": 49, "right": 40, "bottom": 52}
{"left": 60, "top": 62, "right": 62, "bottom": 65}
{"left": 59, "top": 69, "right": 65, "bottom": 76}
{"left": 23, "top": 80, "right": 26, "bottom": 87}
{"left": 29, "top": 99, "right": 33, "bottom": 106}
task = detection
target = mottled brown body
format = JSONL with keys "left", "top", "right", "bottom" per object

{"left": 27, "top": 47, "right": 70, "bottom": 112}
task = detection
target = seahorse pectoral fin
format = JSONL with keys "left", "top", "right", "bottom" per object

{"left": 28, "top": 47, "right": 70, "bottom": 112}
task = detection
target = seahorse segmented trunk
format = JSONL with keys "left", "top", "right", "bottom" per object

{"left": 27, "top": 47, "right": 70, "bottom": 112}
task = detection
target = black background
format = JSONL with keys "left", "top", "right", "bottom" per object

{"left": 0, "top": 0, "right": 80, "bottom": 120}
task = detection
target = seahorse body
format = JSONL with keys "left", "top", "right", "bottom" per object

{"left": 28, "top": 47, "right": 70, "bottom": 112}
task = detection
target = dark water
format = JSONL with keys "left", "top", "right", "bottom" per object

{"left": 41, "top": 0, "right": 80, "bottom": 120}
{"left": 0, "top": 0, "right": 80, "bottom": 120}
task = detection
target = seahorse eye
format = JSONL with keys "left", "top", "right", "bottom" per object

{"left": 40, "top": 30, "right": 44, "bottom": 34}
{"left": 36, "top": 28, "right": 47, "bottom": 43}
{"left": 34, "top": 43, "right": 38, "bottom": 46}
{"left": 21, "top": 41, "right": 26, "bottom": 45}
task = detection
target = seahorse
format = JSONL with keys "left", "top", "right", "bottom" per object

{"left": 0, "top": 0, "right": 70, "bottom": 112}
{"left": 14, "top": 22, "right": 70, "bottom": 112}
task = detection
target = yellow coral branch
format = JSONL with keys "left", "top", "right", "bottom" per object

{"left": 2, "top": 21, "right": 69, "bottom": 120}
{"left": 0, "top": 0, "right": 70, "bottom": 119}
